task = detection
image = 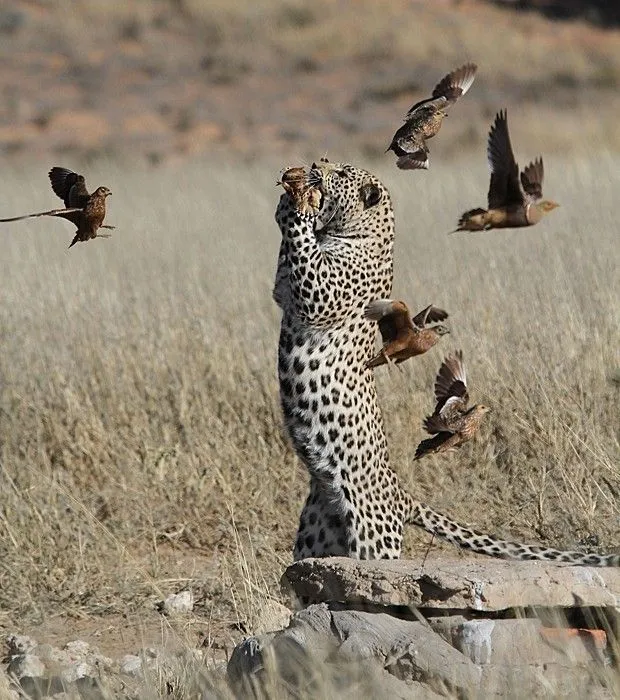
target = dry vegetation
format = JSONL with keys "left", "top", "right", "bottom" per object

{"left": 2, "top": 0, "right": 620, "bottom": 162}
{"left": 0, "top": 151, "right": 618, "bottom": 669}
{"left": 0, "top": 2, "right": 618, "bottom": 697}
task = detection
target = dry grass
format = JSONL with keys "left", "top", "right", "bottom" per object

{"left": 0, "top": 152, "right": 618, "bottom": 694}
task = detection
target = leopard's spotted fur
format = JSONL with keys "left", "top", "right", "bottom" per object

{"left": 273, "top": 160, "right": 619, "bottom": 567}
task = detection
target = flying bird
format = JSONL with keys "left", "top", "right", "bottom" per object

{"left": 414, "top": 350, "right": 490, "bottom": 460}
{"left": 387, "top": 63, "right": 478, "bottom": 170}
{"left": 452, "top": 110, "right": 559, "bottom": 232}
{"left": 0, "top": 167, "right": 114, "bottom": 248}
{"left": 364, "top": 299, "right": 450, "bottom": 369}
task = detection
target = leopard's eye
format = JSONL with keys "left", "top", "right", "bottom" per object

{"left": 360, "top": 183, "right": 382, "bottom": 209}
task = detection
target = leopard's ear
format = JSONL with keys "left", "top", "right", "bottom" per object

{"left": 359, "top": 183, "right": 382, "bottom": 209}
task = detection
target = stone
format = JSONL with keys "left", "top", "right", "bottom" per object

{"left": 6, "top": 634, "right": 37, "bottom": 656}
{"left": 437, "top": 618, "right": 607, "bottom": 667}
{"left": 283, "top": 556, "right": 620, "bottom": 611}
{"left": 252, "top": 599, "right": 292, "bottom": 634}
{"left": 7, "top": 652, "right": 45, "bottom": 679}
{"left": 479, "top": 662, "right": 614, "bottom": 699}
{"left": 228, "top": 603, "right": 481, "bottom": 695}
{"left": 158, "top": 590, "right": 194, "bottom": 615}
{"left": 119, "top": 654, "right": 144, "bottom": 677}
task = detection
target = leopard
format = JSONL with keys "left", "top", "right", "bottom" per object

{"left": 273, "top": 159, "right": 619, "bottom": 567}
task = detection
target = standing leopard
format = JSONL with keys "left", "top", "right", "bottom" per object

{"left": 273, "top": 159, "right": 619, "bottom": 567}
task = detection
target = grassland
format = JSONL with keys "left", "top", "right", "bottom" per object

{"left": 0, "top": 152, "right": 618, "bottom": 689}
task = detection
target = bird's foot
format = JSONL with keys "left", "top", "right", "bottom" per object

{"left": 382, "top": 350, "right": 396, "bottom": 369}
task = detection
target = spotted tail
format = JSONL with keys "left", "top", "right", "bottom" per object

{"left": 404, "top": 497, "right": 620, "bottom": 567}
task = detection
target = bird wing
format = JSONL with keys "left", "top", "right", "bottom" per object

{"left": 0, "top": 208, "right": 82, "bottom": 224}
{"left": 364, "top": 299, "right": 411, "bottom": 344}
{"left": 431, "top": 62, "right": 477, "bottom": 106}
{"left": 520, "top": 157, "right": 544, "bottom": 202}
{"left": 487, "top": 110, "right": 524, "bottom": 210}
{"left": 433, "top": 350, "right": 469, "bottom": 413}
{"left": 396, "top": 150, "right": 429, "bottom": 170}
{"left": 411, "top": 304, "right": 449, "bottom": 328}
{"left": 49, "top": 167, "right": 90, "bottom": 208}
{"left": 414, "top": 432, "right": 459, "bottom": 460}
{"left": 404, "top": 97, "right": 446, "bottom": 120}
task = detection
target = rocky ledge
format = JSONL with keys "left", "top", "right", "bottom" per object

{"left": 229, "top": 556, "right": 620, "bottom": 698}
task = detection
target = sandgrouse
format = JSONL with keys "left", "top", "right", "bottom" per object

{"left": 453, "top": 110, "right": 559, "bottom": 232}
{"left": 364, "top": 299, "right": 449, "bottom": 369}
{"left": 387, "top": 63, "right": 477, "bottom": 170}
{"left": 0, "top": 167, "right": 113, "bottom": 248}
{"left": 414, "top": 350, "right": 490, "bottom": 459}
{"left": 277, "top": 166, "right": 321, "bottom": 215}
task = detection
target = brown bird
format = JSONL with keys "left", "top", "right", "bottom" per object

{"left": 387, "top": 63, "right": 478, "bottom": 170}
{"left": 0, "top": 167, "right": 114, "bottom": 248}
{"left": 277, "top": 167, "right": 306, "bottom": 197}
{"left": 364, "top": 299, "right": 450, "bottom": 369}
{"left": 414, "top": 350, "right": 491, "bottom": 459}
{"left": 453, "top": 110, "right": 559, "bottom": 232}
{"left": 276, "top": 166, "right": 321, "bottom": 215}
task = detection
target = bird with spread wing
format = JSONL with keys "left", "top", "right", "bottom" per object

{"left": 414, "top": 350, "right": 490, "bottom": 459}
{"left": 387, "top": 63, "right": 477, "bottom": 170}
{"left": 364, "top": 299, "right": 450, "bottom": 369}
{"left": 453, "top": 110, "right": 559, "bottom": 232}
{"left": 0, "top": 167, "right": 114, "bottom": 248}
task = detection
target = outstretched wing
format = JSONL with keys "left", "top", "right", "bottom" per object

{"left": 0, "top": 207, "right": 82, "bottom": 225}
{"left": 487, "top": 110, "right": 523, "bottom": 210}
{"left": 411, "top": 304, "right": 449, "bottom": 328}
{"left": 405, "top": 96, "right": 447, "bottom": 120}
{"left": 49, "top": 167, "right": 90, "bottom": 208}
{"left": 430, "top": 62, "right": 477, "bottom": 106}
{"left": 364, "top": 299, "right": 413, "bottom": 344}
{"left": 433, "top": 350, "right": 469, "bottom": 414}
{"left": 520, "top": 157, "right": 544, "bottom": 202}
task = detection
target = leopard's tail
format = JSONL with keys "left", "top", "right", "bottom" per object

{"left": 404, "top": 495, "right": 619, "bottom": 567}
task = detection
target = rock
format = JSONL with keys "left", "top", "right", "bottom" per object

{"left": 7, "top": 652, "right": 45, "bottom": 679}
{"left": 119, "top": 647, "right": 173, "bottom": 680}
{"left": 252, "top": 599, "right": 292, "bottom": 634}
{"left": 283, "top": 556, "right": 620, "bottom": 611}
{"left": 5, "top": 636, "right": 115, "bottom": 699}
{"left": 454, "top": 619, "right": 607, "bottom": 667}
{"left": 158, "top": 590, "right": 194, "bottom": 615}
{"left": 119, "top": 654, "right": 141, "bottom": 677}
{"left": 479, "top": 662, "right": 615, "bottom": 699}
{"left": 228, "top": 603, "right": 480, "bottom": 696}
{"left": 6, "top": 634, "right": 37, "bottom": 655}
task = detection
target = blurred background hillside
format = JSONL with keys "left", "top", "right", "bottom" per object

{"left": 0, "top": 0, "right": 619, "bottom": 166}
